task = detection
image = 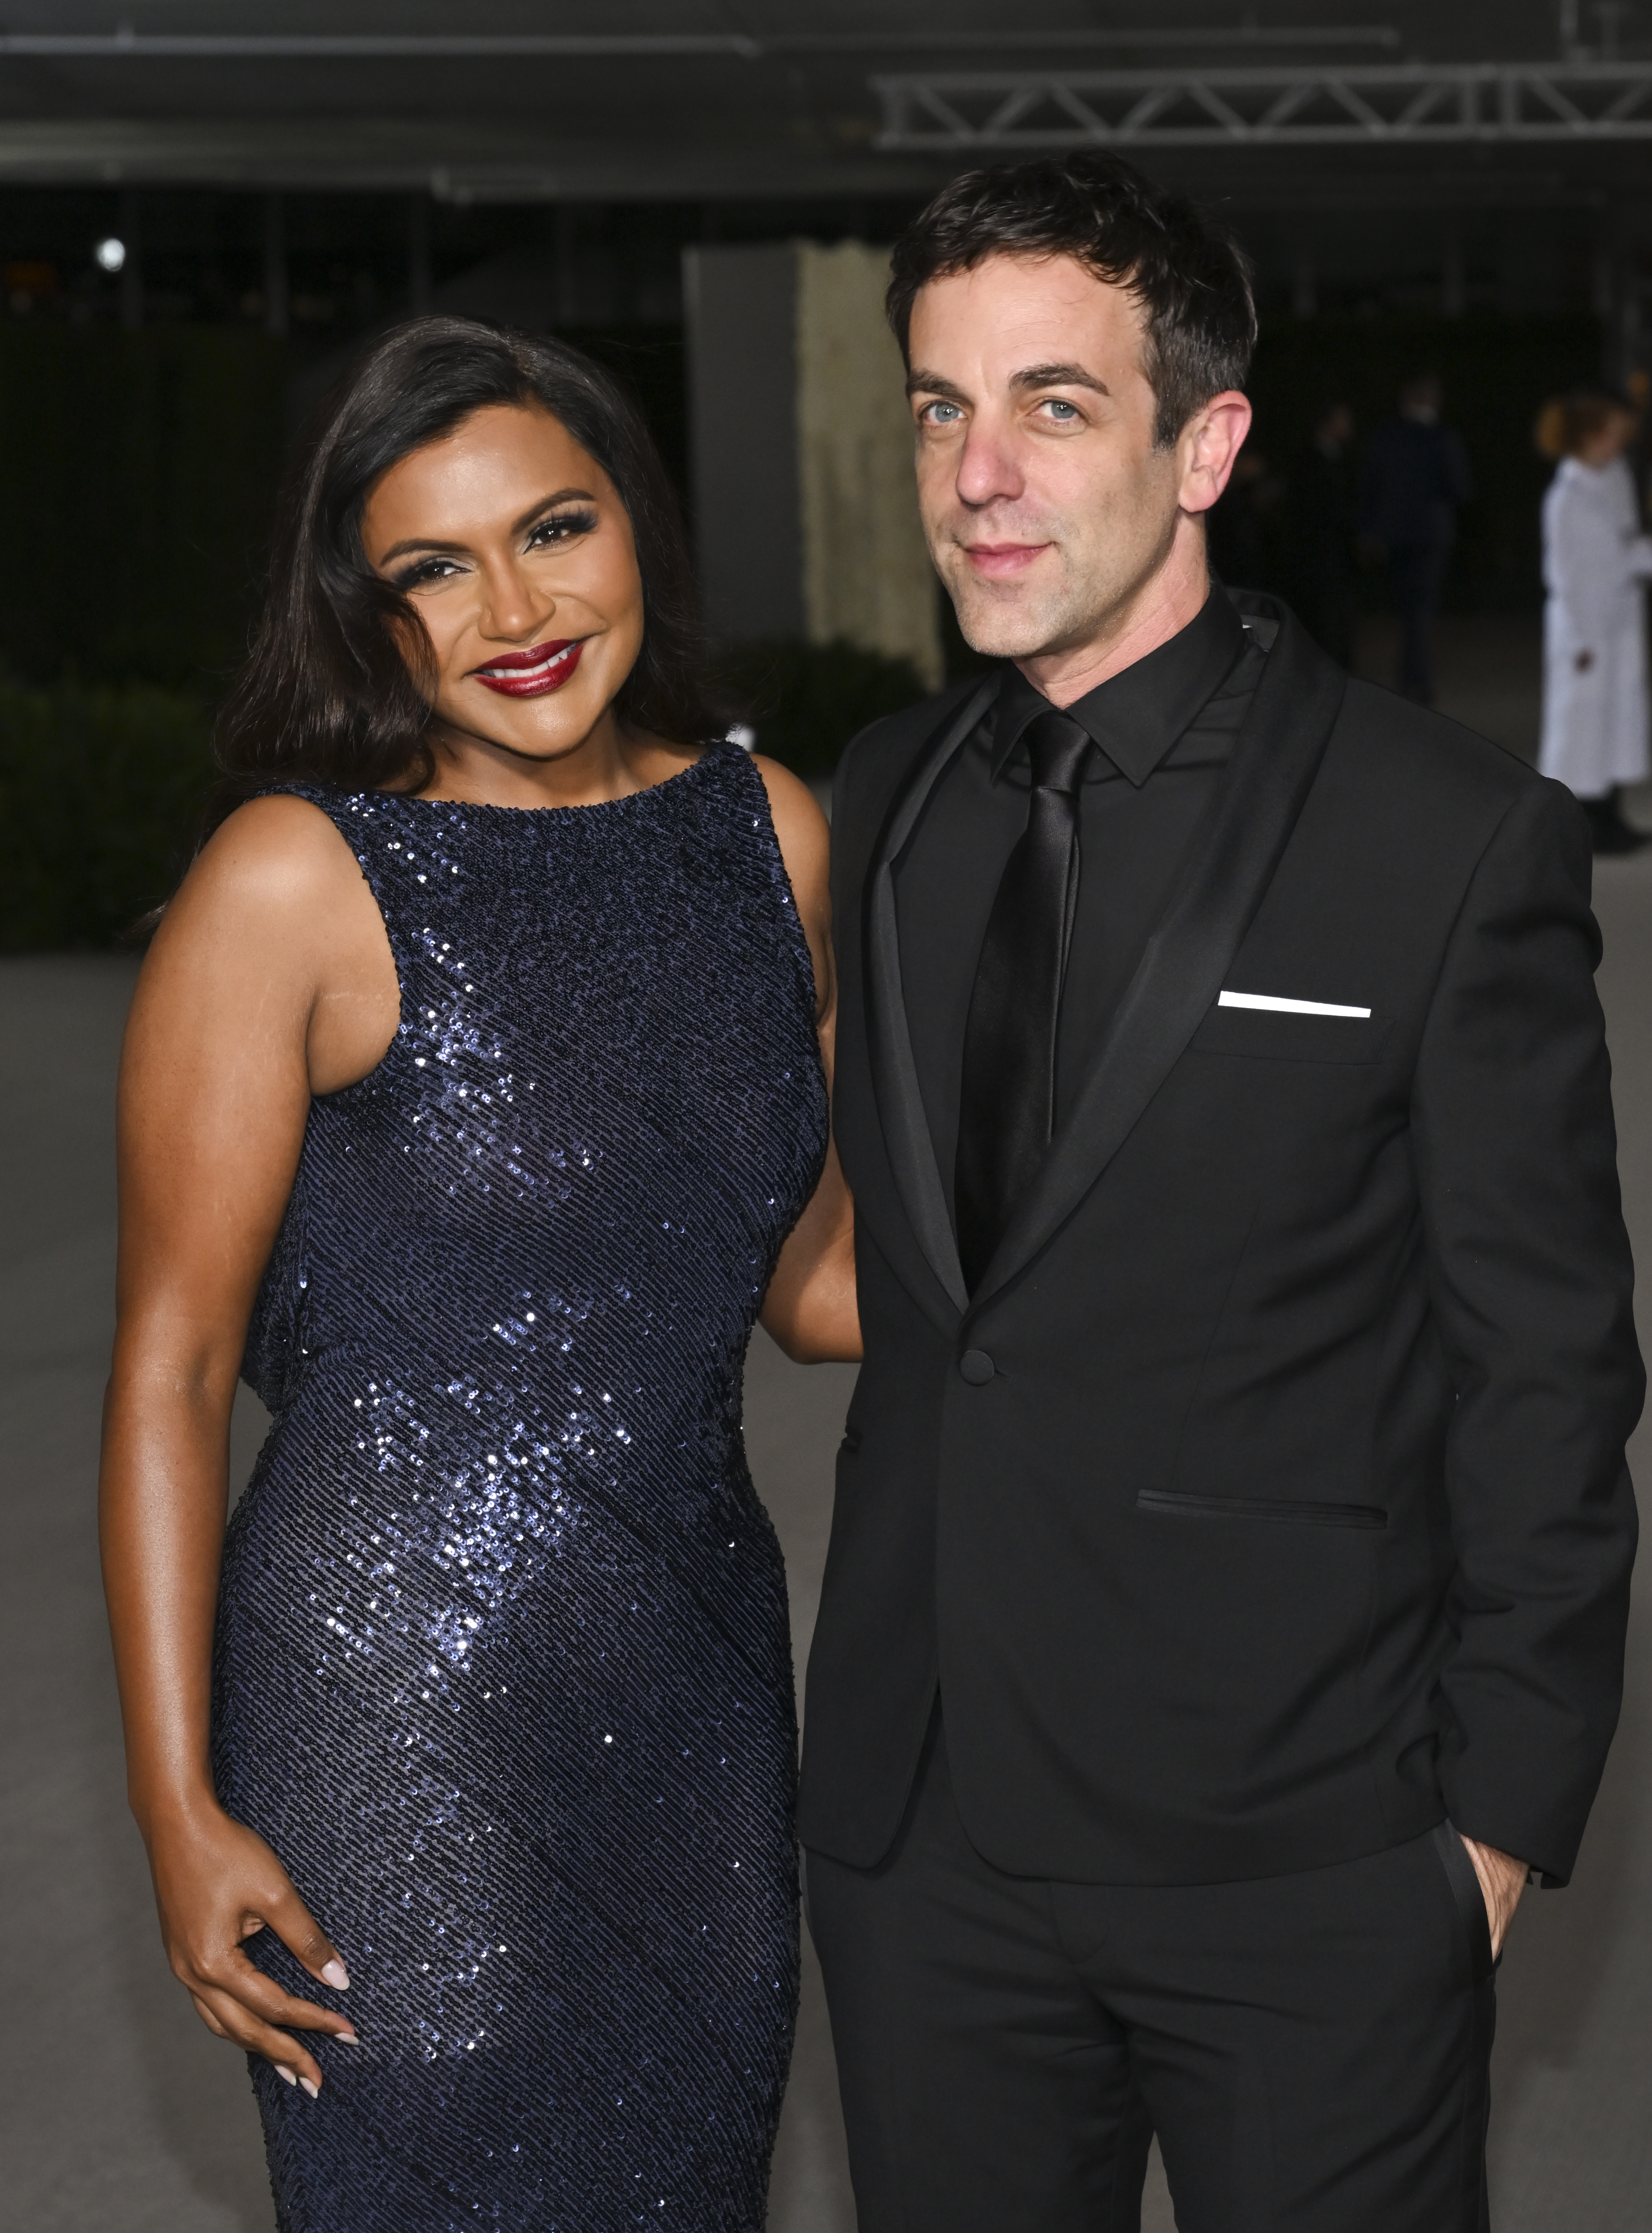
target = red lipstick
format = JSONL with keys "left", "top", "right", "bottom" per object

{"left": 472, "top": 639, "right": 584, "bottom": 697}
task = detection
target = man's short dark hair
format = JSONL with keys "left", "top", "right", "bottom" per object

{"left": 887, "top": 152, "right": 1257, "bottom": 449}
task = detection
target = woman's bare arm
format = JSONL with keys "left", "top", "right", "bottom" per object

{"left": 100, "top": 796, "right": 397, "bottom": 2093}
{"left": 750, "top": 758, "right": 860, "bottom": 1365}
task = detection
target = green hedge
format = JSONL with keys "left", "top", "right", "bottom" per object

{"left": 0, "top": 682, "right": 213, "bottom": 950}
{"left": 711, "top": 637, "right": 931, "bottom": 780}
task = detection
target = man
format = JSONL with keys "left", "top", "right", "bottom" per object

{"left": 1359, "top": 372, "right": 1472, "bottom": 704}
{"left": 802, "top": 152, "right": 1640, "bottom": 2232}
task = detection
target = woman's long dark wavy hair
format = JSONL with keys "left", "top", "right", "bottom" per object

{"left": 208, "top": 317, "right": 713, "bottom": 832}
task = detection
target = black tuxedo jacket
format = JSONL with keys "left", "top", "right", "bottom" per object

{"left": 799, "top": 599, "right": 1642, "bottom": 1888}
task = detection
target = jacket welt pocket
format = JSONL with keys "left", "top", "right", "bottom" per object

{"left": 1187, "top": 1009, "right": 1390, "bottom": 1064}
{"left": 1138, "top": 1489, "right": 1387, "bottom": 1530}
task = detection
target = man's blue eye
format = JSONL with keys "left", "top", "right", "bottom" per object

{"left": 1046, "top": 400, "right": 1079, "bottom": 420}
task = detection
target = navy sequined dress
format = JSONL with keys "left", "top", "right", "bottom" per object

{"left": 211, "top": 744, "right": 827, "bottom": 2231}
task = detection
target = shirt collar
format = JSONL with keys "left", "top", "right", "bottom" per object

{"left": 990, "top": 586, "right": 1248, "bottom": 789}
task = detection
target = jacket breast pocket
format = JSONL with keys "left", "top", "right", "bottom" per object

{"left": 1138, "top": 1488, "right": 1388, "bottom": 1530}
{"left": 1186, "top": 1008, "right": 1392, "bottom": 1065}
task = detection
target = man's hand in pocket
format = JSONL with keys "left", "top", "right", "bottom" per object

{"left": 1460, "top": 1835, "right": 1528, "bottom": 1958}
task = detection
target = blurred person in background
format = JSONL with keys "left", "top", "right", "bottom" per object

{"left": 99, "top": 317, "right": 858, "bottom": 2232}
{"left": 1288, "top": 399, "right": 1358, "bottom": 668}
{"left": 1204, "top": 443, "right": 1277, "bottom": 591}
{"left": 1359, "top": 372, "right": 1471, "bottom": 705}
{"left": 1536, "top": 385, "right": 1652, "bottom": 854}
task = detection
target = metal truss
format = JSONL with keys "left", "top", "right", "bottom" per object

{"left": 872, "top": 63, "right": 1652, "bottom": 151}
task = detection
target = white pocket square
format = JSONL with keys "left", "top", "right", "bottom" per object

{"left": 1218, "top": 991, "right": 1372, "bottom": 1019}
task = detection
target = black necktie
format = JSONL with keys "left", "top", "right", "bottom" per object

{"left": 955, "top": 710, "right": 1094, "bottom": 1293}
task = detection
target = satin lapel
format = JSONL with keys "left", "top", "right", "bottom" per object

{"left": 971, "top": 616, "right": 1347, "bottom": 1313}
{"left": 863, "top": 675, "right": 1000, "bottom": 1320}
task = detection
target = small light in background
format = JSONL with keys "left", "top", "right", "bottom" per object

{"left": 95, "top": 237, "right": 126, "bottom": 274}
{"left": 726, "top": 723, "right": 756, "bottom": 752}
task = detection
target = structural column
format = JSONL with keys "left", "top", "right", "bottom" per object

{"left": 118, "top": 189, "right": 143, "bottom": 331}
{"left": 684, "top": 239, "right": 941, "bottom": 684}
{"left": 555, "top": 205, "right": 579, "bottom": 325}
{"left": 263, "top": 192, "right": 289, "bottom": 339}
{"left": 1441, "top": 223, "right": 1466, "bottom": 317}
{"left": 407, "top": 193, "right": 432, "bottom": 316}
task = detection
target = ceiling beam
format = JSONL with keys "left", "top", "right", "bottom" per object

{"left": 0, "top": 114, "right": 1634, "bottom": 209}
{"left": 0, "top": 26, "right": 1403, "bottom": 63}
{"left": 873, "top": 63, "right": 1652, "bottom": 149}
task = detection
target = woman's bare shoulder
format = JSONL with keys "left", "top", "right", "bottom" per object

{"left": 749, "top": 755, "right": 833, "bottom": 1019}
{"left": 172, "top": 793, "right": 364, "bottom": 920}
{"left": 749, "top": 755, "right": 829, "bottom": 882}
{"left": 147, "top": 793, "right": 377, "bottom": 979}
{"left": 128, "top": 791, "right": 398, "bottom": 1096}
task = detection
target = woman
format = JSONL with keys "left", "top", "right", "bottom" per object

{"left": 99, "top": 317, "right": 859, "bottom": 2230}
{"left": 1536, "top": 385, "right": 1652, "bottom": 853}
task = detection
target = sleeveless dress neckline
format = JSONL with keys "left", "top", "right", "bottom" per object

{"left": 386, "top": 740, "right": 721, "bottom": 819}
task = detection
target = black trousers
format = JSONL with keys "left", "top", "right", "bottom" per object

{"left": 807, "top": 1719, "right": 1496, "bottom": 2233}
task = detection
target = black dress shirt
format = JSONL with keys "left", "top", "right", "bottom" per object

{"left": 895, "top": 587, "right": 1268, "bottom": 1200}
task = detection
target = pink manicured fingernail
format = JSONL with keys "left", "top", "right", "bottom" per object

{"left": 321, "top": 1959, "right": 351, "bottom": 1990}
{"left": 300, "top": 2077, "right": 320, "bottom": 2100}
{"left": 334, "top": 2030, "right": 361, "bottom": 2047}
{"left": 275, "top": 2066, "right": 297, "bottom": 2087}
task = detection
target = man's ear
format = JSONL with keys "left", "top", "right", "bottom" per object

{"left": 1178, "top": 391, "right": 1253, "bottom": 517}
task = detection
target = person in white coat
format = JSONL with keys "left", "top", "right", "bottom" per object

{"left": 1538, "top": 386, "right": 1652, "bottom": 852}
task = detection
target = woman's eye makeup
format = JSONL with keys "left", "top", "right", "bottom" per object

{"left": 392, "top": 554, "right": 465, "bottom": 589}
{"left": 387, "top": 505, "right": 598, "bottom": 589}
{"left": 526, "top": 505, "right": 599, "bottom": 548}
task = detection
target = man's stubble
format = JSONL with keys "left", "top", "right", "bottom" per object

{"left": 925, "top": 451, "right": 1186, "bottom": 667}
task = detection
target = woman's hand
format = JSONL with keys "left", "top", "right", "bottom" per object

{"left": 100, "top": 795, "right": 397, "bottom": 2099}
{"left": 146, "top": 1795, "right": 357, "bottom": 2094}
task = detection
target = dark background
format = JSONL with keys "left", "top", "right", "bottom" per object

{"left": 7, "top": 22, "right": 1652, "bottom": 2233}
{"left": 0, "top": 2, "right": 1645, "bottom": 941}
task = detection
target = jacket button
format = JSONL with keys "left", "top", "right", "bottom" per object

{"left": 958, "top": 1348, "right": 995, "bottom": 1385}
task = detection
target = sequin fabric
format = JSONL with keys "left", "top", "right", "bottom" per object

{"left": 210, "top": 744, "right": 827, "bottom": 2230}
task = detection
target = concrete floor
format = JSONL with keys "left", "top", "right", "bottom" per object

{"left": 4, "top": 615, "right": 1651, "bottom": 2229}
